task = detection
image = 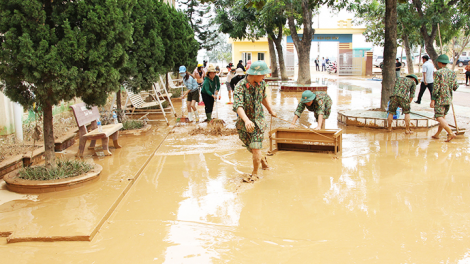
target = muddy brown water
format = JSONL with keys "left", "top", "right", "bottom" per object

{"left": 1, "top": 79, "right": 470, "bottom": 263}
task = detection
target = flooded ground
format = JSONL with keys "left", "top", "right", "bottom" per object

{"left": 1, "top": 73, "right": 470, "bottom": 263}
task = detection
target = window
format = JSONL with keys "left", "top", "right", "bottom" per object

{"left": 242, "top": 52, "right": 252, "bottom": 64}
{"left": 462, "top": 52, "right": 467, "bottom": 56}
{"left": 258, "top": 53, "right": 265, "bottom": 61}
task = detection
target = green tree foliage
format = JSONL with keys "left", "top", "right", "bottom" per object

{"left": 0, "top": 0, "right": 199, "bottom": 168}
{"left": 0, "top": 0, "right": 134, "bottom": 168}
{"left": 411, "top": 0, "right": 469, "bottom": 67}
{"left": 351, "top": 1, "right": 418, "bottom": 46}
{"left": 351, "top": 0, "right": 422, "bottom": 73}
{"left": 178, "top": 0, "right": 219, "bottom": 51}
{"left": 214, "top": 0, "right": 289, "bottom": 80}
{"left": 122, "top": 0, "right": 199, "bottom": 92}
{"left": 214, "top": 0, "right": 264, "bottom": 41}
{"left": 259, "top": 0, "right": 289, "bottom": 80}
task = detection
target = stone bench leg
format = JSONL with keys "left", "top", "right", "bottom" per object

{"left": 101, "top": 137, "right": 112, "bottom": 156}
{"left": 88, "top": 139, "right": 97, "bottom": 150}
{"left": 77, "top": 137, "right": 87, "bottom": 157}
{"left": 112, "top": 132, "right": 122, "bottom": 149}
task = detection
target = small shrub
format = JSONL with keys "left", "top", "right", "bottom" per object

{"left": 169, "top": 88, "right": 182, "bottom": 98}
{"left": 122, "top": 120, "right": 145, "bottom": 130}
{"left": 161, "top": 100, "right": 169, "bottom": 108}
{"left": 18, "top": 159, "right": 94, "bottom": 181}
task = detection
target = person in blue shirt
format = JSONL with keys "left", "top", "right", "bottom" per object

{"left": 179, "top": 66, "right": 200, "bottom": 122}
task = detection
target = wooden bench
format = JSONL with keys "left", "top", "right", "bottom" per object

{"left": 70, "top": 103, "right": 123, "bottom": 157}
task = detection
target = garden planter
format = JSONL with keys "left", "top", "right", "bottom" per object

{"left": 3, "top": 164, "right": 103, "bottom": 194}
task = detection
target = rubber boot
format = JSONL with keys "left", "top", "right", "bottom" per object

{"left": 205, "top": 112, "right": 212, "bottom": 122}
{"left": 188, "top": 111, "right": 193, "bottom": 122}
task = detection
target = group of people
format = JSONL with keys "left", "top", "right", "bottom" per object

{"left": 179, "top": 60, "right": 253, "bottom": 123}
{"left": 177, "top": 53, "right": 460, "bottom": 179}
{"left": 179, "top": 63, "right": 219, "bottom": 123}
{"left": 314, "top": 57, "right": 330, "bottom": 72}
{"left": 178, "top": 60, "right": 333, "bottom": 180}
{"left": 387, "top": 54, "right": 459, "bottom": 142}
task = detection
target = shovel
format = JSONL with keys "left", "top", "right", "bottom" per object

{"left": 451, "top": 103, "right": 465, "bottom": 135}
{"left": 410, "top": 111, "right": 466, "bottom": 135}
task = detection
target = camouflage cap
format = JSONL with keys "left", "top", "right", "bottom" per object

{"left": 246, "top": 61, "right": 271, "bottom": 75}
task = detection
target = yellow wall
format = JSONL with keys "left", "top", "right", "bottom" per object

{"left": 229, "top": 38, "right": 270, "bottom": 67}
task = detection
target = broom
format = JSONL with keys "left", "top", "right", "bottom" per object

{"left": 209, "top": 96, "right": 225, "bottom": 127}
{"left": 176, "top": 95, "right": 190, "bottom": 124}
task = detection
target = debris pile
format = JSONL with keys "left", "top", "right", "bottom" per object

{"left": 189, "top": 125, "right": 237, "bottom": 136}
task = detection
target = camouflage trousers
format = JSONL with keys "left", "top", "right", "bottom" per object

{"left": 434, "top": 105, "right": 450, "bottom": 118}
{"left": 389, "top": 96, "right": 411, "bottom": 114}
{"left": 237, "top": 125, "right": 264, "bottom": 152}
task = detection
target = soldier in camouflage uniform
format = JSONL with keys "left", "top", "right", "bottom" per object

{"left": 233, "top": 61, "right": 277, "bottom": 181}
{"left": 430, "top": 54, "right": 459, "bottom": 142}
{"left": 387, "top": 74, "right": 418, "bottom": 133}
{"left": 290, "top": 90, "right": 332, "bottom": 130}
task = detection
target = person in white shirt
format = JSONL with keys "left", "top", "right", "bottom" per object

{"left": 321, "top": 57, "right": 326, "bottom": 72}
{"left": 415, "top": 55, "right": 435, "bottom": 104}
{"left": 226, "top": 66, "right": 236, "bottom": 104}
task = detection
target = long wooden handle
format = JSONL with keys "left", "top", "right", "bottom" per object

{"left": 273, "top": 116, "right": 334, "bottom": 140}
{"left": 451, "top": 103, "right": 460, "bottom": 133}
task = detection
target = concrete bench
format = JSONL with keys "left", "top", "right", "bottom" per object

{"left": 70, "top": 103, "right": 123, "bottom": 157}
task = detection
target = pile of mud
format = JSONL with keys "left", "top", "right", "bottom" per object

{"left": 189, "top": 125, "right": 238, "bottom": 136}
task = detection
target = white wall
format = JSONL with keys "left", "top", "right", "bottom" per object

{"left": 0, "top": 91, "right": 15, "bottom": 135}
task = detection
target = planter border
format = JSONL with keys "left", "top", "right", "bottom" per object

{"left": 23, "top": 147, "right": 45, "bottom": 167}
{"left": 55, "top": 131, "right": 77, "bottom": 152}
{"left": 4, "top": 164, "right": 103, "bottom": 194}
{"left": 0, "top": 154, "right": 24, "bottom": 179}
{"left": 120, "top": 124, "right": 152, "bottom": 135}
{"left": 280, "top": 84, "right": 328, "bottom": 92}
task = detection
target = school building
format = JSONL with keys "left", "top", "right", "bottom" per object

{"left": 229, "top": 19, "right": 374, "bottom": 76}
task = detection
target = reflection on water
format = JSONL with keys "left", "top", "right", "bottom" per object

{"left": 338, "top": 83, "right": 373, "bottom": 93}
{"left": 163, "top": 152, "right": 242, "bottom": 262}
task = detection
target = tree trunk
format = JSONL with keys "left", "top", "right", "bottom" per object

{"left": 268, "top": 37, "right": 279, "bottom": 77}
{"left": 423, "top": 34, "right": 439, "bottom": 68}
{"left": 43, "top": 102, "right": 56, "bottom": 169}
{"left": 272, "top": 31, "right": 288, "bottom": 81}
{"left": 451, "top": 36, "right": 470, "bottom": 70}
{"left": 451, "top": 37, "right": 457, "bottom": 70}
{"left": 116, "top": 90, "right": 122, "bottom": 122}
{"left": 412, "top": 0, "right": 439, "bottom": 68}
{"left": 381, "top": 0, "right": 398, "bottom": 110}
{"left": 403, "top": 33, "right": 414, "bottom": 74}
{"left": 296, "top": 43, "right": 311, "bottom": 84}
{"left": 418, "top": 23, "right": 439, "bottom": 68}
{"left": 287, "top": 0, "right": 313, "bottom": 85}
{"left": 418, "top": 45, "right": 422, "bottom": 67}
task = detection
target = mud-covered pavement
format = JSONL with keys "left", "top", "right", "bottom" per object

{"left": 1, "top": 74, "right": 470, "bottom": 263}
